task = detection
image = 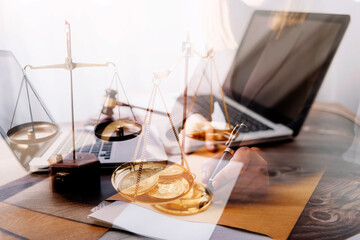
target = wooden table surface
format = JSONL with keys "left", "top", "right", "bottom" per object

{"left": 0, "top": 105, "right": 359, "bottom": 240}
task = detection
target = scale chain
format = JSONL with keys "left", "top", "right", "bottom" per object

{"left": 186, "top": 59, "right": 210, "bottom": 116}
{"left": 115, "top": 75, "right": 121, "bottom": 120}
{"left": 116, "top": 72, "right": 138, "bottom": 123}
{"left": 212, "top": 58, "right": 231, "bottom": 127}
{"left": 24, "top": 76, "right": 35, "bottom": 131}
{"left": 133, "top": 85, "right": 157, "bottom": 200}
{"left": 158, "top": 86, "right": 190, "bottom": 172}
{"left": 9, "top": 76, "right": 25, "bottom": 129}
{"left": 140, "top": 86, "right": 157, "bottom": 160}
{"left": 131, "top": 85, "right": 156, "bottom": 161}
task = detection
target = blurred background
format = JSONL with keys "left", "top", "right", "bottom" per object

{"left": 0, "top": 0, "right": 359, "bottom": 123}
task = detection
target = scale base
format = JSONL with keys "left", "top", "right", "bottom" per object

{"left": 153, "top": 182, "right": 213, "bottom": 215}
{"left": 50, "top": 153, "right": 100, "bottom": 193}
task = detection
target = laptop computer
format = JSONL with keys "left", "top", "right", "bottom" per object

{"left": 161, "top": 11, "right": 350, "bottom": 154}
{"left": 0, "top": 50, "right": 166, "bottom": 172}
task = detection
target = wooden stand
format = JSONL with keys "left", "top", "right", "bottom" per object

{"left": 50, "top": 153, "right": 100, "bottom": 193}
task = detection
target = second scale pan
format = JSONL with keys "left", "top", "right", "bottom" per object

{"left": 153, "top": 182, "right": 213, "bottom": 215}
{"left": 184, "top": 121, "right": 233, "bottom": 142}
{"left": 94, "top": 120, "right": 142, "bottom": 141}
{"left": 7, "top": 121, "right": 58, "bottom": 145}
{"left": 111, "top": 160, "right": 195, "bottom": 204}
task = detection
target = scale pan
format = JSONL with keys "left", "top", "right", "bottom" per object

{"left": 7, "top": 121, "right": 58, "bottom": 145}
{"left": 153, "top": 182, "right": 213, "bottom": 215}
{"left": 94, "top": 120, "right": 142, "bottom": 141}
{"left": 185, "top": 121, "right": 233, "bottom": 142}
{"left": 111, "top": 160, "right": 195, "bottom": 204}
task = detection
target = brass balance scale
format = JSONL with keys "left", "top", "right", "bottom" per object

{"left": 111, "top": 37, "right": 236, "bottom": 215}
{"left": 16, "top": 21, "right": 142, "bottom": 170}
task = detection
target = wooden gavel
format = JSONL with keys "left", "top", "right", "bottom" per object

{"left": 101, "top": 88, "right": 167, "bottom": 118}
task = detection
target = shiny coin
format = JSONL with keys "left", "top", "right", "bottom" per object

{"left": 118, "top": 168, "right": 159, "bottom": 196}
{"left": 158, "top": 164, "right": 185, "bottom": 178}
{"left": 185, "top": 121, "right": 232, "bottom": 142}
{"left": 111, "top": 161, "right": 194, "bottom": 203}
{"left": 153, "top": 182, "right": 213, "bottom": 215}
{"left": 148, "top": 177, "right": 190, "bottom": 200}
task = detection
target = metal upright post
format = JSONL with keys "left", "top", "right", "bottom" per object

{"left": 65, "top": 22, "right": 77, "bottom": 161}
{"left": 181, "top": 35, "right": 191, "bottom": 164}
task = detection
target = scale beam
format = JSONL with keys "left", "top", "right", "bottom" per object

{"left": 74, "top": 62, "right": 116, "bottom": 68}
{"left": 24, "top": 61, "right": 116, "bottom": 71}
{"left": 25, "top": 64, "right": 67, "bottom": 70}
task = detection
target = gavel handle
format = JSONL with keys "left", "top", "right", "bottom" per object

{"left": 117, "top": 102, "right": 167, "bottom": 116}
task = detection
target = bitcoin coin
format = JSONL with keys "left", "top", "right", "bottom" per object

{"left": 148, "top": 177, "right": 190, "bottom": 200}
{"left": 117, "top": 168, "right": 159, "bottom": 196}
{"left": 158, "top": 164, "right": 185, "bottom": 178}
{"left": 185, "top": 121, "right": 232, "bottom": 142}
{"left": 153, "top": 182, "right": 213, "bottom": 215}
{"left": 111, "top": 161, "right": 195, "bottom": 203}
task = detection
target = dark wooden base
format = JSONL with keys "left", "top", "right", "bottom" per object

{"left": 50, "top": 153, "right": 100, "bottom": 193}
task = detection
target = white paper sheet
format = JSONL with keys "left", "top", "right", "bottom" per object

{"left": 89, "top": 201, "right": 216, "bottom": 240}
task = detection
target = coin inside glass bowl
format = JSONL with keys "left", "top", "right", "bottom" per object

{"left": 157, "top": 163, "right": 186, "bottom": 179}
{"left": 148, "top": 177, "right": 190, "bottom": 200}
{"left": 117, "top": 168, "right": 159, "bottom": 196}
{"left": 185, "top": 121, "right": 232, "bottom": 142}
{"left": 153, "top": 182, "right": 213, "bottom": 215}
{"left": 111, "top": 160, "right": 194, "bottom": 203}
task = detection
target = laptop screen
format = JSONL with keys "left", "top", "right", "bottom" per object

{"left": 0, "top": 51, "right": 57, "bottom": 170}
{"left": 223, "top": 11, "right": 349, "bottom": 136}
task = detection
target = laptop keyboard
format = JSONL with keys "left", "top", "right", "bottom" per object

{"left": 55, "top": 130, "right": 113, "bottom": 160}
{"left": 189, "top": 95, "right": 272, "bottom": 133}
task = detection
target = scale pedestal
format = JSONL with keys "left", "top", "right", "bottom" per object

{"left": 50, "top": 153, "right": 100, "bottom": 193}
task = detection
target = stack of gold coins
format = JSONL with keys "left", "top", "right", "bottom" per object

{"left": 153, "top": 182, "right": 213, "bottom": 215}
{"left": 185, "top": 121, "right": 233, "bottom": 142}
{"left": 111, "top": 161, "right": 195, "bottom": 203}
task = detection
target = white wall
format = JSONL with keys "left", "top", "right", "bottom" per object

{"left": 0, "top": 0, "right": 206, "bottom": 122}
{"left": 1, "top": 0, "right": 359, "bottom": 123}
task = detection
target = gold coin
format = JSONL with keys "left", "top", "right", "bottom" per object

{"left": 185, "top": 121, "right": 211, "bottom": 140}
{"left": 158, "top": 164, "right": 185, "bottom": 178}
{"left": 148, "top": 178, "right": 190, "bottom": 200}
{"left": 118, "top": 169, "right": 159, "bottom": 196}
{"left": 173, "top": 182, "right": 207, "bottom": 204}
{"left": 153, "top": 182, "right": 213, "bottom": 215}
{"left": 185, "top": 121, "right": 232, "bottom": 142}
{"left": 111, "top": 161, "right": 195, "bottom": 203}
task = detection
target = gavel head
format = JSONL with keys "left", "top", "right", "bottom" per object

{"left": 101, "top": 88, "right": 118, "bottom": 117}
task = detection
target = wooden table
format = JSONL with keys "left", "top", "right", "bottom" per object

{"left": 0, "top": 105, "right": 359, "bottom": 240}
